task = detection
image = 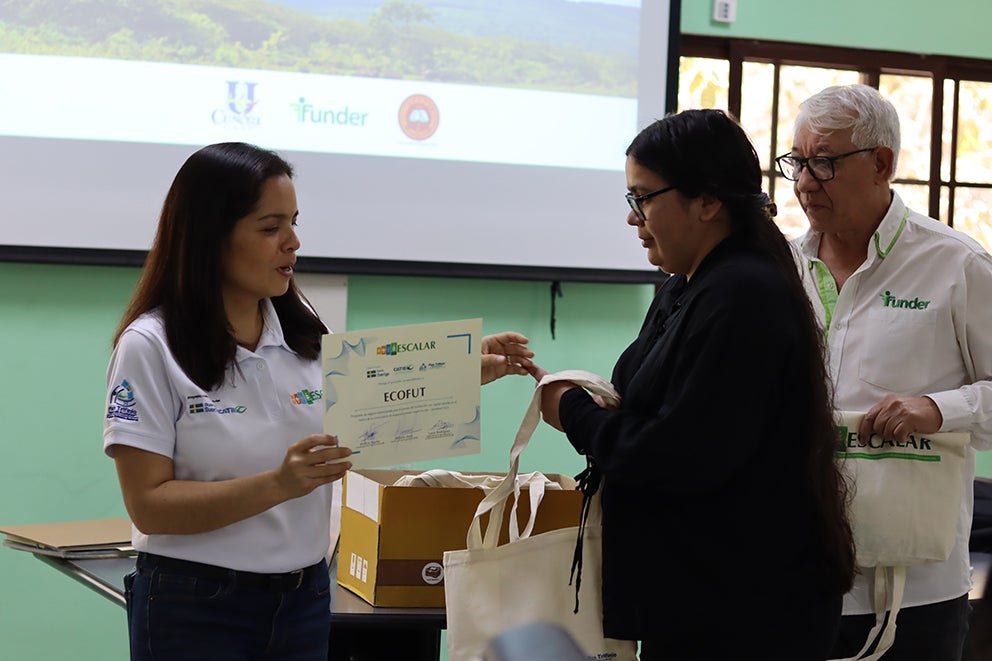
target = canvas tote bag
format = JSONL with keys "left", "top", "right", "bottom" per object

{"left": 830, "top": 411, "right": 971, "bottom": 661}
{"left": 443, "top": 370, "right": 638, "bottom": 661}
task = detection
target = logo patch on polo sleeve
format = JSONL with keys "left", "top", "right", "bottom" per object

{"left": 107, "top": 379, "right": 139, "bottom": 422}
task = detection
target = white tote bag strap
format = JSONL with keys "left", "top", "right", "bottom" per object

{"left": 511, "top": 472, "right": 548, "bottom": 542}
{"left": 829, "top": 565, "right": 906, "bottom": 661}
{"left": 859, "top": 566, "right": 905, "bottom": 661}
{"left": 509, "top": 472, "right": 547, "bottom": 542}
{"left": 466, "top": 370, "right": 619, "bottom": 551}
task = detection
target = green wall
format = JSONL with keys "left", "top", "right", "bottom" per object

{"left": 681, "top": 0, "right": 991, "bottom": 61}
{"left": 0, "top": 264, "right": 137, "bottom": 660}
{"left": 4, "top": 1, "right": 992, "bottom": 658}
{"left": 0, "top": 263, "right": 652, "bottom": 660}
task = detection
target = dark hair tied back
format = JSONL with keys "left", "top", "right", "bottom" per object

{"left": 754, "top": 192, "right": 778, "bottom": 218}
{"left": 626, "top": 109, "right": 855, "bottom": 597}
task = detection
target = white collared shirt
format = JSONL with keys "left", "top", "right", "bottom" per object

{"left": 104, "top": 299, "right": 332, "bottom": 573}
{"left": 796, "top": 191, "right": 992, "bottom": 613}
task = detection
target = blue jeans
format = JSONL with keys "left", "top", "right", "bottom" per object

{"left": 125, "top": 553, "right": 331, "bottom": 661}
{"left": 831, "top": 595, "right": 972, "bottom": 661}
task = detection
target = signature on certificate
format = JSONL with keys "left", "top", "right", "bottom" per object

{"left": 358, "top": 422, "right": 385, "bottom": 444}
{"left": 394, "top": 417, "right": 422, "bottom": 439}
{"left": 430, "top": 420, "right": 453, "bottom": 432}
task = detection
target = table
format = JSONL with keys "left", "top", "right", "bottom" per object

{"left": 32, "top": 553, "right": 447, "bottom": 661}
{"left": 28, "top": 551, "right": 992, "bottom": 660}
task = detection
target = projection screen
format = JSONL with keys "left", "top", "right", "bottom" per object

{"left": 0, "top": 0, "right": 680, "bottom": 282}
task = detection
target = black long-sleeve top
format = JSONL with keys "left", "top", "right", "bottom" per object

{"left": 559, "top": 236, "right": 840, "bottom": 658}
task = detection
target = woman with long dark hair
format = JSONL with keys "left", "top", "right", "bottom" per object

{"left": 105, "top": 141, "right": 536, "bottom": 659}
{"left": 105, "top": 142, "right": 352, "bottom": 660}
{"left": 533, "top": 109, "right": 855, "bottom": 660}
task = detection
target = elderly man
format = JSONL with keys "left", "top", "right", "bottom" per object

{"left": 780, "top": 83, "right": 992, "bottom": 660}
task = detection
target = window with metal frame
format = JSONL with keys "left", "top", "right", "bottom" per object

{"left": 679, "top": 36, "right": 992, "bottom": 250}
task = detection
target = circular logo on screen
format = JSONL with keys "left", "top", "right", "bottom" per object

{"left": 421, "top": 561, "right": 444, "bottom": 585}
{"left": 398, "top": 94, "right": 440, "bottom": 141}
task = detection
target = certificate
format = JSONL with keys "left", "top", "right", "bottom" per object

{"left": 322, "top": 318, "right": 482, "bottom": 468}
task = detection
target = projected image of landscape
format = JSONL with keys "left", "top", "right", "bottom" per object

{"left": 0, "top": 0, "right": 637, "bottom": 96}
{"left": 1, "top": 0, "right": 675, "bottom": 279}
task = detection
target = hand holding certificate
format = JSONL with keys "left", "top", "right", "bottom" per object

{"left": 322, "top": 319, "right": 482, "bottom": 469}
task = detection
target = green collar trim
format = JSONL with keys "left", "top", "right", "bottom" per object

{"left": 873, "top": 208, "right": 908, "bottom": 259}
{"left": 809, "top": 260, "right": 837, "bottom": 338}
{"left": 803, "top": 205, "right": 908, "bottom": 337}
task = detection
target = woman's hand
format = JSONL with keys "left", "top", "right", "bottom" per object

{"left": 481, "top": 332, "right": 534, "bottom": 384}
{"left": 275, "top": 434, "right": 352, "bottom": 499}
{"left": 530, "top": 368, "right": 616, "bottom": 431}
{"left": 113, "top": 436, "right": 352, "bottom": 536}
{"left": 590, "top": 394, "right": 619, "bottom": 411}
{"left": 539, "top": 380, "right": 579, "bottom": 431}
{"left": 529, "top": 364, "right": 550, "bottom": 383}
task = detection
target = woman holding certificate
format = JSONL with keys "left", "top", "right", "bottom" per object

{"left": 104, "top": 142, "right": 352, "bottom": 660}
{"left": 104, "top": 140, "right": 535, "bottom": 659}
{"left": 531, "top": 110, "right": 856, "bottom": 660}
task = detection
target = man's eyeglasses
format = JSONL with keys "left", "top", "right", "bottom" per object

{"left": 774, "top": 147, "right": 877, "bottom": 182}
{"left": 626, "top": 185, "right": 677, "bottom": 220}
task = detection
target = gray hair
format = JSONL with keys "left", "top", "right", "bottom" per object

{"left": 795, "top": 84, "right": 901, "bottom": 180}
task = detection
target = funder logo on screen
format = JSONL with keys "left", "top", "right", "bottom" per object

{"left": 211, "top": 81, "right": 260, "bottom": 127}
{"left": 398, "top": 94, "right": 439, "bottom": 141}
{"left": 290, "top": 97, "right": 369, "bottom": 127}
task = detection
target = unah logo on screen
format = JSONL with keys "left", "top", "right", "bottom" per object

{"left": 106, "top": 379, "right": 139, "bottom": 422}
{"left": 212, "top": 81, "right": 260, "bottom": 127}
{"left": 398, "top": 94, "right": 439, "bottom": 141}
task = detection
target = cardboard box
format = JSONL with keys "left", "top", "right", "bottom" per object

{"left": 337, "top": 469, "right": 582, "bottom": 608}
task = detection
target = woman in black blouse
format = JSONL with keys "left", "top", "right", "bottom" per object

{"left": 533, "top": 109, "right": 855, "bottom": 660}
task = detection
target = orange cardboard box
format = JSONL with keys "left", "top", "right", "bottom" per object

{"left": 337, "top": 469, "right": 581, "bottom": 608}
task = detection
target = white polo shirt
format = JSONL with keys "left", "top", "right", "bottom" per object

{"left": 104, "top": 299, "right": 332, "bottom": 573}
{"left": 795, "top": 191, "right": 992, "bottom": 614}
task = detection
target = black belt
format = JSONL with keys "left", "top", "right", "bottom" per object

{"left": 137, "top": 552, "right": 324, "bottom": 592}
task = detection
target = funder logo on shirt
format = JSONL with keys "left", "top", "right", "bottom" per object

{"left": 879, "top": 290, "right": 931, "bottom": 310}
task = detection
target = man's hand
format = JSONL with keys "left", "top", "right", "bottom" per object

{"left": 858, "top": 394, "right": 943, "bottom": 443}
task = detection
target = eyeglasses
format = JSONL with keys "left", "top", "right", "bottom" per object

{"left": 625, "top": 185, "right": 677, "bottom": 220}
{"left": 774, "top": 147, "right": 877, "bottom": 182}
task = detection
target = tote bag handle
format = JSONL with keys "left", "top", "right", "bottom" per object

{"left": 467, "top": 370, "right": 620, "bottom": 551}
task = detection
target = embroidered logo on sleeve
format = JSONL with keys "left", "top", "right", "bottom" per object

{"left": 106, "top": 379, "right": 139, "bottom": 422}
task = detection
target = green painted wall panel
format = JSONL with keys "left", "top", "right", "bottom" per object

{"left": 0, "top": 263, "right": 136, "bottom": 660}
{"left": 682, "top": 0, "right": 992, "bottom": 60}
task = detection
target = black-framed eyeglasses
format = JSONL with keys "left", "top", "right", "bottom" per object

{"left": 774, "top": 147, "right": 877, "bottom": 182}
{"left": 625, "top": 185, "right": 677, "bottom": 220}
